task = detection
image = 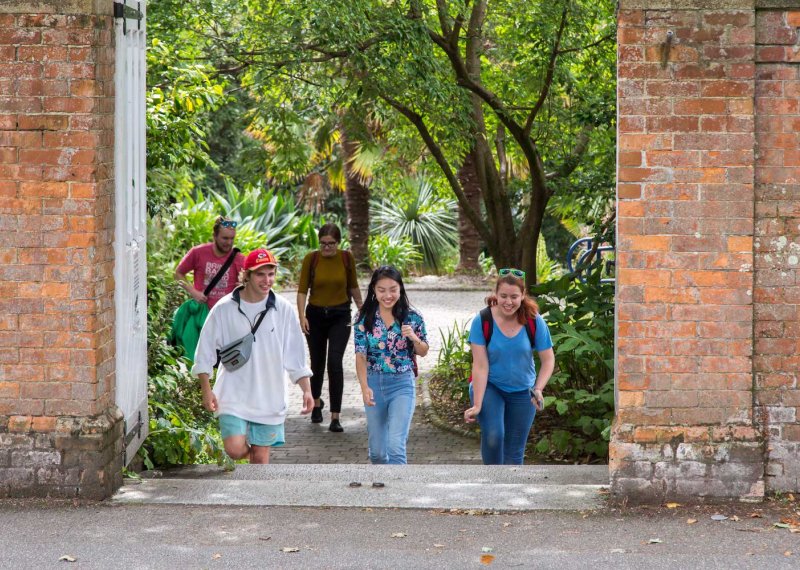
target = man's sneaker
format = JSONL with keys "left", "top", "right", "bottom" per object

{"left": 311, "top": 399, "right": 325, "bottom": 423}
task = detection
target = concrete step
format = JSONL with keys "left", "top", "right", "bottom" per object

{"left": 114, "top": 464, "right": 609, "bottom": 512}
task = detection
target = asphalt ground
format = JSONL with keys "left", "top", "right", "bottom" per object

{"left": 1, "top": 498, "right": 799, "bottom": 569}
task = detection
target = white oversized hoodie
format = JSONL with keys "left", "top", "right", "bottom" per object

{"left": 192, "top": 288, "right": 312, "bottom": 425}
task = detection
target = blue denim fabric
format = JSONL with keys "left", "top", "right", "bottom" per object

{"left": 470, "top": 382, "right": 536, "bottom": 465}
{"left": 364, "top": 370, "right": 416, "bottom": 464}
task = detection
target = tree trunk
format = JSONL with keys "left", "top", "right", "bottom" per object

{"left": 456, "top": 150, "right": 482, "bottom": 272}
{"left": 340, "top": 131, "right": 370, "bottom": 268}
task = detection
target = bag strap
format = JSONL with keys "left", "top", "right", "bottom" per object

{"left": 309, "top": 249, "right": 353, "bottom": 300}
{"left": 203, "top": 247, "right": 240, "bottom": 296}
{"left": 479, "top": 306, "right": 494, "bottom": 346}
{"left": 308, "top": 251, "right": 320, "bottom": 293}
{"left": 525, "top": 316, "right": 537, "bottom": 349}
{"left": 480, "top": 306, "right": 537, "bottom": 349}
{"left": 232, "top": 287, "right": 276, "bottom": 336}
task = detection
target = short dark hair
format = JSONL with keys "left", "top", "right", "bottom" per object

{"left": 318, "top": 223, "right": 341, "bottom": 242}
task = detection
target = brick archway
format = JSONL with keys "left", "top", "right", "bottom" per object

{"left": 2, "top": 0, "right": 799, "bottom": 500}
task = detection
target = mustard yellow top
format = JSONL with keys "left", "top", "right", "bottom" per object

{"left": 298, "top": 250, "right": 358, "bottom": 307}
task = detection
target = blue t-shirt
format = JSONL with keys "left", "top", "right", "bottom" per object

{"left": 468, "top": 312, "right": 553, "bottom": 393}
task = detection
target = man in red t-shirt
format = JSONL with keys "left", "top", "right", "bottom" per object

{"left": 175, "top": 216, "right": 246, "bottom": 309}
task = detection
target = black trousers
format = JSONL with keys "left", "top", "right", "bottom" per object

{"left": 305, "top": 304, "right": 351, "bottom": 414}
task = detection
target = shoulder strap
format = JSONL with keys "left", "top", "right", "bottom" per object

{"left": 525, "top": 316, "right": 537, "bottom": 349}
{"left": 480, "top": 307, "right": 537, "bottom": 349}
{"left": 308, "top": 251, "right": 320, "bottom": 294}
{"left": 309, "top": 250, "right": 354, "bottom": 301}
{"left": 479, "top": 306, "right": 494, "bottom": 347}
{"left": 232, "top": 287, "right": 276, "bottom": 335}
{"left": 203, "top": 247, "right": 240, "bottom": 296}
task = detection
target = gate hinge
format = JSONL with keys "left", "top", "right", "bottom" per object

{"left": 122, "top": 410, "right": 144, "bottom": 466}
{"left": 114, "top": 1, "right": 142, "bottom": 35}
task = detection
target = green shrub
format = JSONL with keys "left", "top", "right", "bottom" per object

{"left": 141, "top": 217, "right": 225, "bottom": 469}
{"left": 368, "top": 234, "right": 423, "bottom": 274}
{"left": 530, "top": 272, "right": 615, "bottom": 460}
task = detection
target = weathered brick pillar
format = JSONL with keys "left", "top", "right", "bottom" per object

{"left": 0, "top": 1, "right": 122, "bottom": 498}
{"left": 754, "top": 6, "right": 800, "bottom": 492}
{"left": 613, "top": 0, "right": 765, "bottom": 501}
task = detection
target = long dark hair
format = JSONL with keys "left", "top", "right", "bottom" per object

{"left": 486, "top": 274, "right": 539, "bottom": 324}
{"left": 356, "top": 265, "right": 412, "bottom": 332}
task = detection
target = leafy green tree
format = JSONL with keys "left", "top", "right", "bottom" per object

{"left": 195, "top": 0, "right": 615, "bottom": 281}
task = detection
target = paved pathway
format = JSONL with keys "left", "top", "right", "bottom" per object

{"left": 271, "top": 286, "right": 490, "bottom": 465}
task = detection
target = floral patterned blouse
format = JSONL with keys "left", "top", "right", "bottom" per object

{"left": 354, "top": 309, "right": 428, "bottom": 374}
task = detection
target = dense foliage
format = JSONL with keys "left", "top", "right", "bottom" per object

{"left": 140, "top": 0, "right": 618, "bottom": 467}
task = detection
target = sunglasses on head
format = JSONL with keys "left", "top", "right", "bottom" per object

{"left": 499, "top": 268, "right": 526, "bottom": 279}
{"left": 216, "top": 217, "right": 237, "bottom": 229}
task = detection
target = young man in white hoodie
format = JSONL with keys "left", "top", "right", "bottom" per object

{"left": 193, "top": 249, "right": 314, "bottom": 464}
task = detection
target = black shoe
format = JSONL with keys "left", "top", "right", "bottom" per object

{"left": 329, "top": 419, "right": 343, "bottom": 433}
{"left": 311, "top": 399, "right": 324, "bottom": 423}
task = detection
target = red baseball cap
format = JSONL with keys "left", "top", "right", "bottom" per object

{"left": 244, "top": 249, "right": 278, "bottom": 271}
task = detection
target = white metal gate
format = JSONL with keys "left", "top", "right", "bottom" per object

{"left": 113, "top": 1, "right": 148, "bottom": 465}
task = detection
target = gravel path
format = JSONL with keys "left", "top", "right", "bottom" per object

{"left": 272, "top": 287, "right": 491, "bottom": 465}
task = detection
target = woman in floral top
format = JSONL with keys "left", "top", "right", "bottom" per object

{"left": 354, "top": 266, "right": 429, "bottom": 464}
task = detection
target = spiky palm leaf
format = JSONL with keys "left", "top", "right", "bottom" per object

{"left": 372, "top": 177, "right": 457, "bottom": 272}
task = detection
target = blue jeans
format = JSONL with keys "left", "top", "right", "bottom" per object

{"left": 471, "top": 382, "right": 536, "bottom": 465}
{"left": 364, "top": 371, "right": 416, "bottom": 464}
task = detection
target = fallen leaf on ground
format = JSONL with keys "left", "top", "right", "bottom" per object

{"left": 258, "top": 537, "right": 271, "bottom": 541}
{"left": 687, "top": 519, "right": 698, "bottom": 524}
{"left": 280, "top": 547, "right": 300, "bottom": 553}
{"left": 774, "top": 523, "right": 791, "bottom": 529}
{"left": 749, "top": 512, "right": 763, "bottom": 518}
{"left": 391, "top": 533, "right": 407, "bottom": 538}
{"left": 610, "top": 548, "right": 625, "bottom": 554}
{"left": 648, "top": 538, "right": 663, "bottom": 544}
{"left": 731, "top": 516, "right": 741, "bottom": 522}
{"left": 480, "top": 554, "right": 495, "bottom": 565}
{"left": 502, "top": 523, "right": 512, "bottom": 528}
{"left": 59, "top": 555, "right": 77, "bottom": 563}
{"left": 710, "top": 514, "right": 728, "bottom": 521}
{"left": 481, "top": 547, "right": 494, "bottom": 553}
{"left": 433, "top": 544, "right": 445, "bottom": 548}
{"left": 665, "top": 502, "right": 681, "bottom": 509}
{"left": 211, "top": 553, "right": 222, "bottom": 560}
{"left": 785, "top": 551, "right": 792, "bottom": 557}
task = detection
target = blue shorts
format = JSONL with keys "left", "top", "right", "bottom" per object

{"left": 218, "top": 414, "right": 285, "bottom": 447}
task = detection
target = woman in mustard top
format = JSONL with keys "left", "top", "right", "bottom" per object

{"left": 297, "top": 224, "right": 363, "bottom": 432}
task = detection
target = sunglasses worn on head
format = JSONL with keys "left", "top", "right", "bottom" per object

{"left": 216, "top": 217, "right": 237, "bottom": 228}
{"left": 499, "top": 268, "right": 526, "bottom": 279}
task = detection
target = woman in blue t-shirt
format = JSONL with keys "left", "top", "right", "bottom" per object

{"left": 464, "top": 269, "right": 555, "bottom": 465}
{"left": 354, "top": 266, "right": 429, "bottom": 464}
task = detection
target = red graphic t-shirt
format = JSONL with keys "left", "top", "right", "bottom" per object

{"left": 177, "top": 243, "right": 245, "bottom": 308}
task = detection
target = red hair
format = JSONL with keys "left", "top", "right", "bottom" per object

{"left": 485, "top": 274, "right": 539, "bottom": 325}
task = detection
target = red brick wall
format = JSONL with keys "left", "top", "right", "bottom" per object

{"left": 0, "top": 1, "right": 121, "bottom": 499}
{"left": 613, "top": 1, "right": 764, "bottom": 501}
{"left": 754, "top": 8, "right": 800, "bottom": 492}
